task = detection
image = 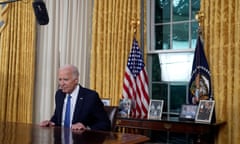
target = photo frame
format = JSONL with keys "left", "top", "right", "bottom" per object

{"left": 148, "top": 99, "right": 164, "bottom": 120}
{"left": 101, "top": 98, "right": 111, "bottom": 106}
{"left": 195, "top": 100, "right": 215, "bottom": 123}
{"left": 118, "top": 98, "right": 132, "bottom": 117}
{"left": 179, "top": 104, "right": 198, "bottom": 121}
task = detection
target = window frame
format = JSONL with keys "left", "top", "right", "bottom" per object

{"left": 147, "top": 0, "right": 200, "bottom": 117}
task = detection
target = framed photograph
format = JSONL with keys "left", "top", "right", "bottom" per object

{"left": 148, "top": 100, "right": 164, "bottom": 120}
{"left": 101, "top": 98, "right": 111, "bottom": 106}
{"left": 179, "top": 104, "right": 198, "bottom": 121}
{"left": 118, "top": 98, "right": 132, "bottom": 117}
{"left": 195, "top": 100, "right": 215, "bottom": 123}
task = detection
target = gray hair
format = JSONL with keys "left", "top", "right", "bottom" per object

{"left": 60, "top": 64, "right": 79, "bottom": 79}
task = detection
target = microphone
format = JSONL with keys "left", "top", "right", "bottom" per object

{"left": 0, "top": 0, "right": 49, "bottom": 25}
{"left": 32, "top": 0, "right": 49, "bottom": 25}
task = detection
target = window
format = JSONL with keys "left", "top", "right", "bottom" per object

{"left": 147, "top": 0, "right": 200, "bottom": 117}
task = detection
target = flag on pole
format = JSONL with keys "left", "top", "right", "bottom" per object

{"left": 122, "top": 38, "right": 150, "bottom": 118}
{"left": 188, "top": 35, "right": 213, "bottom": 105}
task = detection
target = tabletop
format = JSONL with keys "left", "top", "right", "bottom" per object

{"left": 0, "top": 122, "right": 149, "bottom": 144}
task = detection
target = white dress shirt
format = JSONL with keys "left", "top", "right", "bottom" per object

{"left": 61, "top": 85, "right": 79, "bottom": 126}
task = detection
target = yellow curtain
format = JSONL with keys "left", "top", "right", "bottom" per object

{"left": 201, "top": 0, "right": 240, "bottom": 143}
{"left": 90, "top": 0, "right": 145, "bottom": 106}
{"left": 0, "top": 1, "right": 36, "bottom": 123}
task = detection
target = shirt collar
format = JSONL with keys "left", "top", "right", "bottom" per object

{"left": 68, "top": 84, "right": 79, "bottom": 98}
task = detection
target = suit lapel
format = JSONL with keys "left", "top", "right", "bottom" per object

{"left": 72, "top": 86, "right": 84, "bottom": 122}
{"left": 59, "top": 92, "right": 66, "bottom": 122}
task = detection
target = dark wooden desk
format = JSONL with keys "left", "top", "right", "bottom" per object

{"left": 0, "top": 122, "right": 149, "bottom": 144}
{"left": 116, "top": 117, "right": 226, "bottom": 143}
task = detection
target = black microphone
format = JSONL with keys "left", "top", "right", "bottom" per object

{"left": 32, "top": 0, "right": 49, "bottom": 25}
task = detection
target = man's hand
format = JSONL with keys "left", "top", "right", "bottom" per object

{"left": 71, "top": 122, "right": 86, "bottom": 132}
{"left": 39, "top": 120, "right": 55, "bottom": 127}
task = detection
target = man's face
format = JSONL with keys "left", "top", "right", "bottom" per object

{"left": 58, "top": 68, "right": 78, "bottom": 93}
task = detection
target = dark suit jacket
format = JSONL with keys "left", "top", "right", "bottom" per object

{"left": 50, "top": 85, "right": 111, "bottom": 131}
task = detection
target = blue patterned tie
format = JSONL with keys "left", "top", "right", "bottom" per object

{"left": 64, "top": 95, "right": 71, "bottom": 127}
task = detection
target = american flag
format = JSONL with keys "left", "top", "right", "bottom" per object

{"left": 122, "top": 38, "right": 150, "bottom": 118}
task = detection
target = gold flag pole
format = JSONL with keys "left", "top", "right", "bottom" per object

{"left": 195, "top": 11, "right": 204, "bottom": 35}
{"left": 130, "top": 19, "right": 140, "bottom": 38}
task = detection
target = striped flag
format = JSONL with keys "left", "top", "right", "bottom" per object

{"left": 122, "top": 38, "right": 150, "bottom": 118}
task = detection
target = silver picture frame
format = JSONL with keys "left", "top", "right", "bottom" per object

{"left": 195, "top": 100, "right": 215, "bottom": 123}
{"left": 101, "top": 98, "right": 111, "bottom": 106}
{"left": 148, "top": 99, "right": 164, "bottom": 120}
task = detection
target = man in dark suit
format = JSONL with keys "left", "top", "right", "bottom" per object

{"left": 40, "top": 64, "right": 111, "bottom": 131}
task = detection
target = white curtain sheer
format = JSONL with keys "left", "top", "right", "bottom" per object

{"left": 33, "top": 0, "right": 93, "bottom": 123}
